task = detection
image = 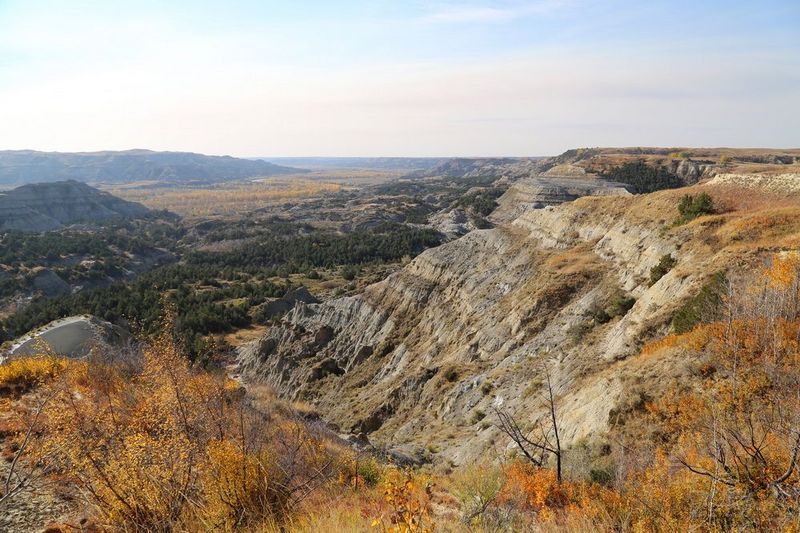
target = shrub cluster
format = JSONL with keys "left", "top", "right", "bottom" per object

{"left": 649, "top": 254, "right": 677, "bottom": 286}
{"left": 0, "top": 355, "right": 67, "bottom": 395}
{"left": 590, "top": 292, "right": 636, "bottom": 324}
{"left": 25, "top": 334, "right": 345, "bottom": 531}
{"left": 676, "top": 192, "right": 714, "bottom": 223}
{"left": 672, "top": 271, "right": 725, "bottom": 333}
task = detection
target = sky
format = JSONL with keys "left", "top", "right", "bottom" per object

{"left": 0, "top": 0, "right": 798, "bottom": 157}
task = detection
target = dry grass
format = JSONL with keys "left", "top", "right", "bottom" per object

{"left": 715, "top": 206, "right": 800, "bottom": 248}
{"left": 545, "top": 244, "right": 605, "bottom": 276}
{"left": 109, "top": 179, "right": 341, "bottom": 217}
{"left": 222, "top": 324, "right": 269, "bottom": 346}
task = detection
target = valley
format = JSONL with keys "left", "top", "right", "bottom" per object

{"left": 2, "top": 146, "right": 800, "bottom": 531}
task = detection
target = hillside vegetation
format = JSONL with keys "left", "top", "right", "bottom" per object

{"left": 4, "top": 148, "right": 800, "bottom": 531}
{"left": 0, "top": 222, "right": 442, "bottom": 361}
{"left": 3, "top": 254, "right": 800, "bottom": 531}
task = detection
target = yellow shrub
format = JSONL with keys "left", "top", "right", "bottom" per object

{"left": 0, "top": 356, "right": 68, "bottom": 393}
{"left": 201, "top": 439, "right": 288, "bottom": 529}
{"left": 371, "top": 469, "right": 435, "bottom": 533}
{"left": 32, "top": 328, "right": 339, "bottom": 532}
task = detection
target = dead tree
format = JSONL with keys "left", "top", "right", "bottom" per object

{"left": 494, "top": 366, "right": 562, "bottom": 483}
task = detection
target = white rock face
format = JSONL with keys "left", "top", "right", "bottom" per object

{"left": 237, "top": 184, "right": 767, "bottom": 463}
{"left": 427, "top": 208, "right": 478, "bottom": 238}
{"left": 707, "top": 173, "right": 800, "bottom": 194}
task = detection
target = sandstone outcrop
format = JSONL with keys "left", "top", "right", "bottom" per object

{"left": 490, "top": 176, "right": 630, "bottom": 223}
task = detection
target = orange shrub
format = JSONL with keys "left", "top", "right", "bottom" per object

{"left": 499, "top": 462, "right": 576, "bottom": 521}
{"left": 0, "top": 356, "right": 68, "bottom": 394}
{"left": 33, "top": 331, "right": 339, "bottom": 532}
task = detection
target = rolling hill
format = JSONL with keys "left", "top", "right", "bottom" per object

{"left": 0, "top": 149, "right": 300, "bottom": 186}
{"left": 0, "top": 180, "right": 152, "bottom": 232}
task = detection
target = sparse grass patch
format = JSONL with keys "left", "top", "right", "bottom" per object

{"left": 470, "top": 409, "right": 486, "bottom": 424}
{"left": 523, "top": 378, "right": 544, "bottom": 398}
{"left": 567, "top": 321, "right": 593, "bottom": 343}
{"left": 716, "top": 206, "right": 800, "bottom": 247}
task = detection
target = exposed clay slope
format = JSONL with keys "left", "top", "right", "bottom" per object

{"left": 4, "top": 315, "right": 129, "bottom": 361}
{"left": 238, "top": 180, "right": 800, "bottom": 465}
{"left": 0, "top": 180, "right": 150, "bottom": 232}
{"left": 491, "top": 176, "right": 631, "bottom": 224}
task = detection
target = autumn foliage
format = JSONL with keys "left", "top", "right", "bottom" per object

{"left": 450, "top": 252, "right": 800, "bottom": 531}
{"left": 5, "top": 251, "right": 800, "bottom": 531}
{"left": 26, "top": 331, "right": 341, "bottom": 532}
{"left": 0, "top": 355, "right": 67, "bottom": 395}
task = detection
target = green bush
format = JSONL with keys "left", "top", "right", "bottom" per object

{"left": 471, "top": 216, "right": 493, "bottom": 230}
{"left": 649, "top": 254, "right": 677, "bottom": 286}
{"left": 340, "top": 265, "right": 359, "bottom": 281}
{"left": 356, "top": 457, "right": 382, "bottom": 487}
{"left": 568, "top": 321, "right": 594, "bottom": 343}
{"left": 676, "top": 193, "right": 714, "bottom": 224}
{"left": 607, "top": 294, "right": 636, "bottom": 317}
{"left": 457, "top": 190, "right": 503, "bottom": 216}
{"left": 588, "top": 292, "right": 636, "bottom": 324}
{"left": 589, "top": 306, "right": 611, "bottom": 324}
{"left": 589, "top": 468, "right": 614, "bottom": 486}
{"left": 672, "top": 272, "right": 726, "bottom": 333}
{"left": 443, "top": 367, "right": 459, "bottom": 382}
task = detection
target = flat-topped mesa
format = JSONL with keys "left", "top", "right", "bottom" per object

{"left": 0, "top": 149, "right": 299, "bottom": 186}
{"left": 490, "top": 175, "right": 631, "bottom": 224}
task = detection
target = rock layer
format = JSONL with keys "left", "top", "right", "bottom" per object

{"left": 490, "top": 176, "right": 631, "bottom": 223}
{"left": 0, "top": 180, "right": 150, "bottom": 232}
{"left": 238, "top": 181, "right": 793, "bottom": 464}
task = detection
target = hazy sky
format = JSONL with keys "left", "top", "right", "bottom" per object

{"left": 0, "top": 1, "right": 798, "bottom": 157}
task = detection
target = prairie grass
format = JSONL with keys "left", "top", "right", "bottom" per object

{"left": 110, "top": 179, "right": 341, "bottom": 217}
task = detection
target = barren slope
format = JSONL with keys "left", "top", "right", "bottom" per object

{"left": 238, "top": 170, "right": 800, "bottom": 465}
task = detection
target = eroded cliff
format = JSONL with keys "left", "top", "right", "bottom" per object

{"left": 238, "top": 175, "right": 800, "bottom": 464}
